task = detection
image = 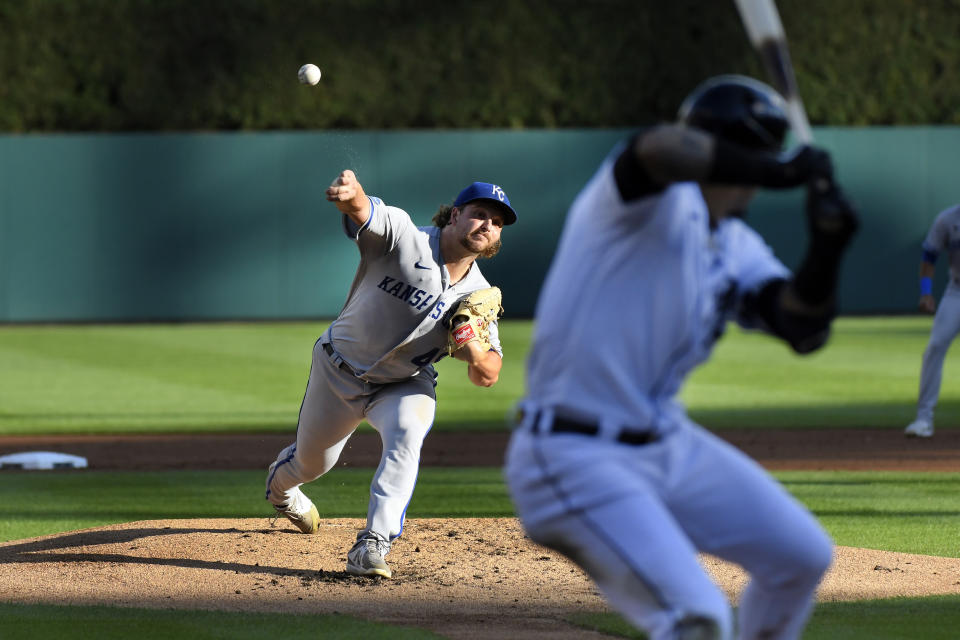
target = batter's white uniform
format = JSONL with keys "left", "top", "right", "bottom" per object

{"left": 505, "top": 148, "right": 832, "bottom": 639}
{"left": 913, "top": 204, "right": 960, "bottom": 425}
{"left": 267, "top": 195, "right": 501, "bottom": 545}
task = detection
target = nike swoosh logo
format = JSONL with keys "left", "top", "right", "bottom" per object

{"left": 414, "top": 261, "right": 431, "bottom": 270}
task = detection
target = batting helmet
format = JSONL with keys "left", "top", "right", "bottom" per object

{"left": 677, "top": 75, "right": 789, "bottom": 151}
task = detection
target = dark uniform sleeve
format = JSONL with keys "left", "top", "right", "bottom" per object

{"left": 612, "top": 130, "right": 668, "bottom": 202}
{"left": 742, "top": 279, "right": 832, "bottom": 354}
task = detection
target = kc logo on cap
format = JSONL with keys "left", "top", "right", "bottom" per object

{"left": 454, "top": 182, "right": 518, "bottom": 225}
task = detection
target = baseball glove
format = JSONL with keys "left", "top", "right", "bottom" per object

{"left": 446, "top": 286, "right": 503, "bottom": 355}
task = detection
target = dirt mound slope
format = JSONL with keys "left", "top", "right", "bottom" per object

{"left": 2, "top": 517, "right": 959, "bottom": 639}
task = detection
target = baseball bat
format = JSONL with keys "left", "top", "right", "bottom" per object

{"left": 733, "top": 0, "right": 813, "bottom": 144}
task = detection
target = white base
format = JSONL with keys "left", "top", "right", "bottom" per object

{"left": 0, "top": 451, "right": 89, "bottom": 470}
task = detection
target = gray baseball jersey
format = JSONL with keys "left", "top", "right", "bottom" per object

{"left": 268, "top": 194, "right": 501, "bottom": 547}
{"left": 325, "top": 196, "right": 502, "bottom": 383}
{"left": 913, "top": 203, "right": 960, "bottom": 425}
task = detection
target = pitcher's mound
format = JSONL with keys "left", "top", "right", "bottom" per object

{"left": 1, "top": 518, "right": 958, "bottom": 639}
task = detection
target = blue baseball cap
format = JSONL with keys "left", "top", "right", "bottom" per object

{"left": 453, "top": 182, "right": 518, "bottom": 225}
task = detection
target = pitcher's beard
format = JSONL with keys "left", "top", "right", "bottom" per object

{"left": 461, "top": 233, "right": 489, "bottom": 252}
{"left": 460, "top": 234, "right": 501, "bottom": 259}
{"left": 479, "top": 239, "right": 501, "bottom": 259}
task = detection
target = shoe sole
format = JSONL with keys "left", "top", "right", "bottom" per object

{"left": 346, "top": 563, "right": 392, "bottom": 578}
{"left": 295, "top": 504, "right": 321, "bottom": 534}
{"left": 905, "top": 431, "right": 934, "bottom": 438}
{"left": 280, "top": 503, "right": 320, "bottom": 534}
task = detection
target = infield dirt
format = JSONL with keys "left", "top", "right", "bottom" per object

{"left": 1, "top": 517, "right": 959, "bottom": 639}
{"left": 1, "top": 427, "right": 959, "bottom": 472}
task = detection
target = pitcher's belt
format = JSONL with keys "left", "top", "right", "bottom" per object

{"left": 520, "top": 409, "right": 658, "bottom": 446}
{"left": 322, "top": 342, "right": 359, "bottom": 376}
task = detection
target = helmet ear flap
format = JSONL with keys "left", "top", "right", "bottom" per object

{"left": 678, "top": 75, "right": 790, "bottom": 151}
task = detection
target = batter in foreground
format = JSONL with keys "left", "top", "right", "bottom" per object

{"left": 505, "top": 75, "right": 858, "bottom": 639}
{"left": 267, "top": 170, "right": 515, "bottom": 578}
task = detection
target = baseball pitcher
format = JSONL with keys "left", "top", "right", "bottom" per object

{"left": 266, "top": 170, "right": 515, "bottom": 578}
{"left": 505, "top": 76, "right": 858, "bottom": 639}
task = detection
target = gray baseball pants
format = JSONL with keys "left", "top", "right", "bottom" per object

{"left": 266, "top": 339, "right": 436, "bottom": 544}
{"left": 916, "top": 286, "right": 960, "bottom": 423}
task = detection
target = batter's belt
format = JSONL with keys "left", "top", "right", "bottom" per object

{"left": 517, "top": 408, "right": 658, "bottom": 446}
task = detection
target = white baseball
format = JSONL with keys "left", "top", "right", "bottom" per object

{"left": 298, "top": 64, "right": 321, "bottom": 85}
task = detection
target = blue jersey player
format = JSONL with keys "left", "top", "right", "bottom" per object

{"left": 505, "top": 76, "right": 858, "bottom": 639}
{"left": 905, "top": 203, "right": 960, "bottom": 438}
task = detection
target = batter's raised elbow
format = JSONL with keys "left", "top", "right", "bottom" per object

{"left": 789, "top": 327, "right": 831, "bottom": 355}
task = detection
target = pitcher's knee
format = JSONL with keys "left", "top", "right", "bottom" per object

{"left": 387, "top": 426, "right": 427, "bottom": 457}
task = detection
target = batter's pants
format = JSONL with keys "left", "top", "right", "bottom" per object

{"left": 505, "top": 417, "right": 832, "bottom": 640}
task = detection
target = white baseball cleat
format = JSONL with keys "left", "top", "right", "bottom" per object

{"left": 904, "top": 419, "right": 934, "bottom": 438}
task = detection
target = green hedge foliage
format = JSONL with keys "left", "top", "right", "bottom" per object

{"left": 1, "top": 0, "right": 958, "bottom": 132}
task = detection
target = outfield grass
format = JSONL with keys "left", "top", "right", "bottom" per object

{"left": 780, "top": 471, "right": 960, "bottom": 558}
{"left": 3, "top": 598, "right": 958, "bottom": 640}
{"left": 2, "top": 317, "right": 957, "bottom": 639}
{"left": 570, "top": 595, "right": 960, "bottom": 640}
{"left": 0, "top": 603, "right": 444, "bottom": 640}
{"left": 684, "top": 316, "right": 950, "bottom": 429}
{"left": 0, "top": 316, "right": 955, "bottom": 434}
{"left": 0, "top": 321, "right": 527, "bottom": 434}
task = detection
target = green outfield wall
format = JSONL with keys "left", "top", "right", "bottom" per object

{"left": 0, "top": 128, "right": 955, "bottom": 322}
